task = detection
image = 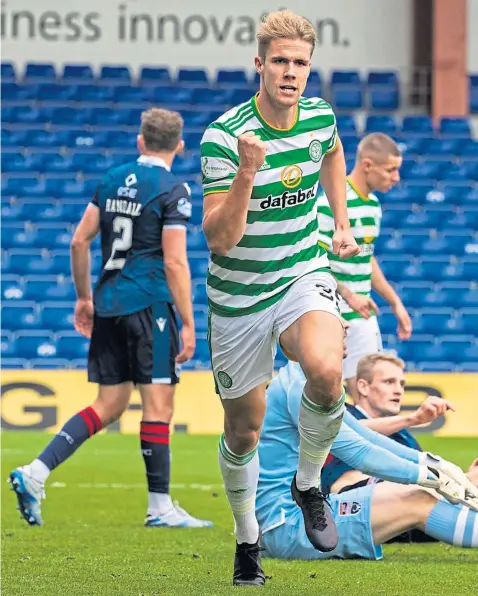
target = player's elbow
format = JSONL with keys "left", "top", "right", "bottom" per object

{"left": 70, "top": 234, "right": 89, "bottom": 251}
{"left": 207, "top": 241, "right": 230, "bottom": 256}
{"left": 164, "top": 257, "right": 189, "bottom": 274}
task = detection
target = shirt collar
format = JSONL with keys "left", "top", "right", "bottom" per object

{"left": 137, "top": 154, "right": 171, "bottom": 171}
{"left": 354, "top": 404, "right": 371, "bottom": 419}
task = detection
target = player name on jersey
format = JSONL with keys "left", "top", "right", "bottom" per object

{"left": 105, "top": 199, "right": 142, "bottom": 217}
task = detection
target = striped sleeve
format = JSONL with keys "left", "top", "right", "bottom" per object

{"left": 316, "top": 191, "right": 334, "bottom": 250}
{"left": 326, "top": 112, "right": 338, "bottom": 153}
{"left": 200, "top": 124, "right": 239, "bottom": 195}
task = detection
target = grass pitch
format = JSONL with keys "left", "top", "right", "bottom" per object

{"left": 2, "top": 432, "right": 477, "bottom": 596}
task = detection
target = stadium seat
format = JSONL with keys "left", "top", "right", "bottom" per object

{"left": 367, "top": 71, "right": 399, "bottom": 86}
{"left": 460, "top": 309, "right": 478, "bottom": 334}
{"left": 401, "top": 116, "right": 434, "bottom": 135}
{"left": 112, "top": 85, "right": 151, "bottom": 104}
{"left": 56, "top": 332, "right": 90, "bottom": 360}
{"left": 421, "top": 138, "right": 462, "bottom": 157}
{"left": 23, "top": 276, "right": 76, "bottom": 302}
{"left": 2, "top": 303, "right": 40, "bottom": 331}
{"left": 15, "top": 331, "right": 57, "bottom": 359}
{"left": 192, "top": 282, "right": 208, "bottom": 305}
{"left": 332, "top": 86, "right": 363, "bottom": 109}
{"left": 336, "top": 115, "right": 357, "bottom": 134}
{"left": 177, "top": 68, "right": 208, "bottom": 84}
{"left": 24, "top": 62, "right": 56, "bottom": 81}
{"left": 62, "top": 64, "right": 94, "bottom": 81}
{"left": 194, "top": 335, "right": 210, "bottom": 362}
{"left": 417, "top": 361, "right": 456, "bottom": 372}
{"left": 369, "top": 87, "right": 399, "bottom": 110}
{"left": 29, "top": 358, "right": 71, "bottom": 370}
{"left": 376, "top": 255, "right": 411, "bottom": 282}
{"left": 1, "top": 82, "right": 38, "bottom": 101}
{"left": 1, "top": 62, "right": 16, "bottom": 81}
{"left": 140, "top": 66, "right": 171, "bottom": 84}
{"left": 36, "top": 83, "right": 77, "bottom": 102}
{"left": 330, "top": 70, "right": 361, "bottom": 85}
{"left": 152, "top": 86, "right": 194, "bottom": 104}
{"left": 192, "top": 88, "right": 231, "bottom": 106}
{"left": 187, "top": 230, "right": 208, "bottom": 251}
{"left": 1, "top": 275, "right": 25, "bottom": 301}
{"left": 189, "top": 253, "right": 210, "bottom": 279}
{"left": 100, "top": 65, "right": 131, "bottom": 82}
{"left": 439, "top": 117, "right": 471, "bottom": 137}
{"left": 415, "top": 308, "right": 462, "bottom": 335}
{"left": 397, "top": 282, "right": 430, "bottom": 308}
{"left": 216, "top": 69, "right": 248, "bottom": 85}
{"left": 41, "top": 302, "right": 75, "bottom": 332}
{"left": 377, "top": 309, "right": 397, "bottom": 334}
{"left": 72, "top": 84, "right": 114, "bottom": 103}
{"left": 365, "top": 115, "right": 397, "bottom": 134}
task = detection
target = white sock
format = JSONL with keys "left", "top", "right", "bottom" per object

{"left": 26, "top": 459, "right": 51, "bottom": 485}
{"left": 296, "top": 391, "right": 345, "bottom": 492}
{"left": 218, "top": 435, "right": 259, "bottom": 545}
{"left": 148, "top": 492, "right": 173, "bottom": 515}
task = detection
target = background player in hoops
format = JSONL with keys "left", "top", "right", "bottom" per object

{"left": 201, "top": 10, "right": 358, "bottom": 585}
{"left": 10, "top": 108, "right": 212, "bottom": 530}
{"left": 317, "top": 133, "right": 412, "bottom": 401}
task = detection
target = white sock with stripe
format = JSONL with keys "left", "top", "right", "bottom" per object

{"left": 218, "top": 435, "right": 259, "bottom": 545}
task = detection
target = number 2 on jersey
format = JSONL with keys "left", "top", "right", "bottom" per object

{"left": 104, "top": 216, "right": 133, "bottom": 270}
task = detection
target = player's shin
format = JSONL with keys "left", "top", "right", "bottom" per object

{"left": 296, "top": 391, "right": 345, "bottom": 491}
{"left": 28, "top": 406, "right": 103, "bottom": 482}
{"left": 425, "top": 500, "right": 478, "bottom": 547}
{"left": 218, "top": 434, "right": 260, "bottom": 545}
{"left": 140, "top": 421, "right": 173, "bottom": 513}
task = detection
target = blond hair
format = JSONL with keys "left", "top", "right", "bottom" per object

{"left": 357, "top": 133, "right": 401, "bottom": 163}
{"left": 356, "top": 353, "right": 405, "bottom": 384}
{"left": 140, "top": 108, "right": 183, "bottom": 152}
{"left": 256, "top": 10, "right": 317, "bottom": 60}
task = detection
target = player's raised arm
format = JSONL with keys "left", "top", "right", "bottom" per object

{"left": 201, "top": 129, "right": 266, "bottom": 255}
{"left": 71, "top": 201, "right": 100, "bottom": 338}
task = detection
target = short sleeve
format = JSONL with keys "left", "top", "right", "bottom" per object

{"left": 200, "top": 125, "right": 239, "bottom": 195}
{"left": 161, "top": 183, "right": 192, "bottom": 228}
{"left": 326, "top": 116, "right": 338, "bottom": 154}
{"left": 90, "top": 187, "right": 100, "bottom": 208}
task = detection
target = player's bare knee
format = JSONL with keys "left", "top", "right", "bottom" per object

{"left": 225, "top": 424, "right": 260, "bottom": 455}
{"left": 92, "top": 398, "right": 127, "bottom": 426}
{"left": 401, "top": 486, "right": 437, "bottom": 524}
{"left": 302, "top": 358, "right": 343, "bottom": 407}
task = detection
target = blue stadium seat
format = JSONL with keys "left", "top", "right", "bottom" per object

{"left": 56, "top": 332, "right": 90, "bottom": 359}
{"left": 377, "top": 309, "right": 397, "bottom": 334}
{"left": 367, "top": 71, "right": 399, "bottom": 86}
{"left": 100, "top": 65, "right": 131, "bottom": 82}
{"left": 194, "top": 309, "right": 209, "bottom": 333}
{"left": 416, "top": 308, "right": 462, "bottom": 335}
{"left": 460, "top": 308, "right": 478, "bottom": 334}
{"left": 187, "top": 230, "right": 208, "bottom": 251}
{"left": 336, "top": 115, "right": 357, "bottom": 134}
{"left": 461, "top": 188, "right": 478, "bottom": 205}
{"left": 62, "top": 64, "right": 94, "bottom": 81}
{"left": 24, "top": 62, "right": 56, "bottom": 81}
{"left": 34, "top": 225, "right": 73, "bottom": 249}
{"left": 462, "top": 256, "right": 478, "bottom": 280}
{"left": 421, "top": 138, "right": 462, "bottom": 157}
{"left": 184, "top": 132, "right": 203, "bottom": 151}
{"left": 401, "top": 116, "right": 434, "bottom": 135}
{"left": 41, "top": 302, "right": 75, "bottom": 332}
{"left": 192, "top": 282, "right": 208, "bottom": 305}
{"left": 72, "top": 84, "right": 114, "bottom": 103}
{"left": 369, "top": 87, "right": 399, "bottom": 110}
{"left": 172, "top": 155, "right": 201, "bottom": 176}
{"left": 459, "top": 361, "right": 478, "bottom": 372}
{"left": 216, "top": 69, "right": 248, "bottom": 85}
{"left": 460, "top": 139, "right": 478, "bottom": 158}
{"left": 376, "top": 255, "right": 411, "bottom": 282}
{"left": 112, "top": 85, "right": 151, "bottom": 104}
{"left": 23, "top": 276, "right": 76, "bottom": 302}
{"left": 1, "top": 227, "right": 38, "bottom": 249}
{"left": 6, "top": 250, "right": 53, "bottom": 275}
{"left": 140, "top": 67, "right": 171, "bottom": 84}
{"left": 1, "top": 332, "right": 17, "bottom": 358}
{"left": 152, "top": 86, "right": 194, "bottom": 104}
{"left": 330, "top": 70, "right": 361, "bottom": 85}
{"left": 431, "top": 282, "right": 476, "bottom": 308}
{"left": 29, "top": 359, "right": 71, "bottom": 370}
{"left": 439, "top": 117, "right": 471, "bottom": 137}
{"left": 418, "top": 361, "right": 456, "bottom": 372}
{"left": 398, "top": 282, "right": 430, "bottom": 308}
{"left": 303, "top": 83, "right": 323, "bottom": 98}
{"left": 177, "top": 68, "right": 208, "bottom": 84}
{"left": 365, "top": 115, "right": 397, "bottom": 134}
{"left": 229, "top": 88, "right": 255, "bottom": 105}
{"left": 1, "top": 82, "right": 38, "bottom": 101}
{"left": 7, "top": 106, "right": 52, "bottom": 125}
{"left": 461, "top": 342, "right": 478, "bottom": 362}
{"left": 189, "top": 253, "right": 209, "bottom": 279}
{"left": 16, "top": 331, "right": 57, "bottom": 359}
{"left": 2, "top": 303, "right": 40, "bottom": 331}
{"left": 400, "top": 161, "right": 442, "bottom": 181}
{"left": 1, "top": 62, "right": 16, "bottom": 81}
{"left": 1, "top": 275, "right": 24, "bottom": 301}
{"left": 192, "top": 88, "right": 231, "bottom": 106}
{"left": 332, "top": 86, "right": 363, "bottom": 109}
{"left": 423, "top": 232, "right": 471, "bottom": 256}
{"left": 401, "top": 208, "right": 443, "bottom": 230}
{"left": 194, "top": 335, "right": 210, "bottom": 363}
{"left": 395, "top": 335, "right": 434, "bottom": 362}
{"left": 36, "top": 83, "right": 77, "bottom": 102}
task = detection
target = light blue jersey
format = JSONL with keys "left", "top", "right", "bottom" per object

{"left": 256, "top": 362, "right": 422, "bottom": 536}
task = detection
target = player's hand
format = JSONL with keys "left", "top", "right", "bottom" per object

{"left": 176, "top": 324, "right": 195, "bottom": 364}
{"left": 332, "top": 228, "right": 360, "bottom": 260}
{"left": 422, "top": 453, "right": 478, "bottom": 499}
{"left": 74, "top": 298, "right": 94, "bottom": 338}
{"left": 419, "top": 467, "right": 478, "bottom": 512}
{"left": 393, "top": 302, "right": 412, "bottom": 339}
{"left": 345, "top": 293, "right": 379, "bottom": 319}
{"left": 237, "top": 132, "right": 267, "bottom": 173}
{"left": 411, "top": 396, "right": 455, "bottom": 426}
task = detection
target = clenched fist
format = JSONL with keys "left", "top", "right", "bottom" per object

{"left": 332, "top": 228, "right": 360, "bottom": 259}
{"left": 238, "top": 131, "right": 267, "bottom": 173}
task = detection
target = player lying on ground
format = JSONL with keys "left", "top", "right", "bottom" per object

{"left": 9, "top": 108, "right": 212, "bottom": 529}
{"left": 200, "top": 9, "right": 359, "bottom": 586}
{"left": 323, "top": 352, "right": 455, "bottom": 543}
{"left": 317, "top": 133, "right": 412, "bottom": 401}
{"left": 256, "top": 361, "right": 478, "bottom": 560}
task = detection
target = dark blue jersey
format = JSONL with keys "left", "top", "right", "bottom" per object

{"left": 91, "top": 155, "right": 191, "bottom": 317}
{"left": 321, "top": 403, "right": 423, "bottom": 493}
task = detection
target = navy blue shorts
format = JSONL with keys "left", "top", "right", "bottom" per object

{"left": 88, "top": 302, "right": 180, "bottom": 385}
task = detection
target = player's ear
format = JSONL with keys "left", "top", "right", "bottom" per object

{"left": 254, "top": 56, "right": 263, "bottom": 76}
{"left": 362, "top": 158, "right": 373, "bottom": 173}
{"left": 356, "top": 378, "right": 369, "bottom": 397}
{"left": 176, "top": 139, "right": 185, "bottom": 155}
{"left": 137, "top": 134, "right": 145, "bottom": 154}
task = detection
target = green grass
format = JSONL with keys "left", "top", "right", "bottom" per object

{"left": 2, "top": 433, "right": 477, "bottom": 596}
